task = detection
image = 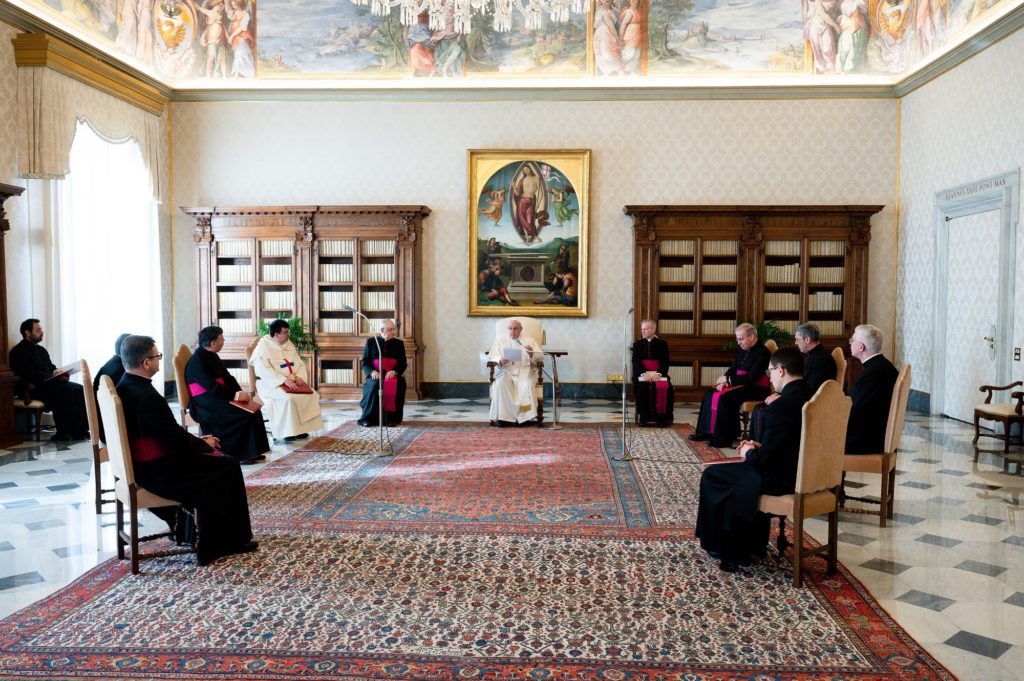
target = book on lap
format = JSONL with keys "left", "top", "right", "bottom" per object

{"left": 45, "top": 361, "right": 82, "bottom": 381}
{"left": 281, "top": 383, "right": 314, "bottom": 394}
{"left": 230, "top": 400, "right": 262, "bottom": 413}
{"left": 702, "top": 456, "right": 746, "bottom": 465}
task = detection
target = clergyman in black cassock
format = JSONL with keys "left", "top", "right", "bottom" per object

{"left": 9, "top": 319, "right": 88, "bottom": 440}
{"left": 116, "top": 334, "right": 256, "bottom": 567}
{"left": 358, "top": 320, "right": 407, "bottom": 427}
{"left": 845, "top": 353, "right": 898, "bottom": 454}
{"left": 185, "top": 328, "right": 269, "bottom": 463}
{"left": 632, "top": 320, "right": 674, "bottom": 426}
{"left": 691, "top": 324, "right": 771, "bottom": 448}
{"left": 92, "top": 332, "right": 131, "bottom": 442}
{"left": 696, "top": 348, "right": 813, "bottom": 571}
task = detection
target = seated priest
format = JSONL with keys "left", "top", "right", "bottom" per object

{"left": 358, "top": 319, "right": 407, "bottom": 428}
{"left": 10, "top": 318, "right": 89, "bottom": 441}
{"left": 632, "top": 318, "right": 674, "bottom": 427}
{"left": 750, "top": 322, "right": 837, "bottom": 441}
{"left": 249, "top": 319, "right": 324, "bottom": 441}
{"left": 488, "top": 319, "right": 543, "bottom": 426}
{"left": 696, "top": 346, "right": 813, "bottom": 572}
{"left": 116, "top": 334, "right": 257, "bottom": 567}
{"left": 689, "top": 323, "right": 771, "bottom": 448}
{"left": 845, "top": 324, "right": 899, "bottom": 454}
{"left": 185, "top": 325, "right": 270, "bottom": 464}
{"left": 92, "top": 331, "right": 131, "bottom": 442}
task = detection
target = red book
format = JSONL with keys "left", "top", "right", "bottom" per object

{"left": 230, "top": 400, "right": 262, "bottom": 413}
{"left": 281, "top": 383, "right": 314, "bottom": 395}
{"left": 702, "top": 456, "right": 746, "bottom": 466}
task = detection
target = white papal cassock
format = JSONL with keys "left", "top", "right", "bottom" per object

{"left": 488, "top": 334, "right": 543, "bottom": 424}
{"left": 249, "top": 336, "right": 324, "bottom": 438}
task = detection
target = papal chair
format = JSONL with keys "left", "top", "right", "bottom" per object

{"left": 831, "top": 347, "right": 847, "bottom": 390}
{"left": 739, "top": 339, "right": 778, "bottom": 439}
{"left": 13, "top": 379, "right": 47, "bottom": 441}
{"left": 95, "top": 375, "right": 196, "bottom": 574}
{"left": 172, "top": 344, "right": 202, "bottom": 433}
{"left": 757, "top": 380, "right": 851, "bottom": 587}
{"left": 80, "top": 359, "right": 115, "bottom": 514}
{"left": 972, "top": 380, "right": 1024, "bottom": 455}
{"left": 841, "top": 363, "right": 912, "bottom": 527}
{"left": 486, "top": 316, "right": 545, "bottom": 424}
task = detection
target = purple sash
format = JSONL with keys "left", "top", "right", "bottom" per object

{"left": 374, "top": 358, "right": 398, "bottom": 412}
{"left": 641, "top": 359, "right": 669, "bottom": 414}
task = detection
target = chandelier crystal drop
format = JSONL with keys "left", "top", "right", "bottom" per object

{"left": 351, "top": 0, "right": 590, "bottom": 34}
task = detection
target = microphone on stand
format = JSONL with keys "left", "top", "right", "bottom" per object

{"left": 342, "top": 305, "right": 391, "bottom": 457}
{"left": 614, "top": 307, "right": 637, "bottom": 462}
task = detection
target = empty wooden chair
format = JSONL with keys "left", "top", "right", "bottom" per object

{"left": 95, "top": 375, "right": 195, "bottom": 574}
{"left": 172, "top": 344, "right": 202, "bottom": 433}
{"left": 739, "top": 339, "right": 778, "bottom": 439}
{"left": 80, "top": 359, "right": 115, "bottom": 514}
{"left": 972, "top": 381, "right": 1024, "bottom": 455}
{"left": 841, "top": 364, "right": 912, "bottom": 527}
{"left": 757, "top": 380, "right": 851, "bottom": 587}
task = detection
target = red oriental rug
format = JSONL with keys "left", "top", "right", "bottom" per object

{"left": 0, "top": 422, "right": 955, "bottom": 681}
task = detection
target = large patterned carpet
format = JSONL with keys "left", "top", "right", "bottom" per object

{"left": 0, "top": 422, "right": 955, "bottom": 680}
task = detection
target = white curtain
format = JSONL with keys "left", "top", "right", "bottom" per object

{"left": 46, "top": 121, "right": 164, "bottom": 387}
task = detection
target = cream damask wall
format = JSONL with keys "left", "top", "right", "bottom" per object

{"left": 171, "top": 98, "right": 898, "bottom": 387}
{"left": 898, "top": 28, "right": 1024, "bottom": 399}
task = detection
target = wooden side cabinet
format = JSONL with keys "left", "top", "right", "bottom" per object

{"left": 626, "top": 205, "right": 881, "bottom": 400}
{"left": 184, "top": 205, "right": 430, "bottom": 400}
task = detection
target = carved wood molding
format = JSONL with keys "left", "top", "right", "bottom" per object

{"left": 0, "top": 183, "right": 26, "bottom": 233}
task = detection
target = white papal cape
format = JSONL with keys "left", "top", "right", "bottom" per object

{"left": 250, "top": 336, "right": 324, "bottom": 438}
{"left": 488, "top": 334, "right": 543, "bottom": 424}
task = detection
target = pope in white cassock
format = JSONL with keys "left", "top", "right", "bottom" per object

{"left": 249, "top": 319, "right": 324, "bottom": 440}
{"left": 488, "top": 319, "right": 543, "bottom": 425}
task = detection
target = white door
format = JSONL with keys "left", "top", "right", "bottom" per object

{"left": 942, "top": 210, "right": 1001, "bottom": 423}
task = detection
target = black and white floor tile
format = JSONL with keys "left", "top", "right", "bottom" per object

{"left": 1, "top": 401, "right": 1022, "bottom": 680}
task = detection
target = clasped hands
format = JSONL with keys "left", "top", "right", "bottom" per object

{"left": 715, "top": 376, "right": 730, "bottom": 391}
{"left": 639, "top": 371, "right": 661, "bottom": 382}
{"left": 283, "top": 375, "right": 307, "bottom": 390}
{"left": 370, "top": 370, "right": 397, "bottom": 380}
{"left": 737, "top": 439, "right": 760, "bottom": 458}
{"left": 233, "top": 390, "right": 263, "bottom": 406}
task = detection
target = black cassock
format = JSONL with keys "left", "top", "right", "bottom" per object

{"left": 846, "top": 354, "right": 899, "bottom": 454}
{"left": 696, "top": 379, "right": 812, "bottom": 563}
{"left": 631, "top": 336, "right": 674, "bottom": 426}
{"left": 359, "top": 337, "right": 407, "bottom": 426}
{"left": 116, "top": 373, "right": 253, "bottom": 566}
{"left": 9, "top": 339, "right": 89, "bottom": 439}
{"left": 694, "top": 341, "right": 771, "bottom": 447}
{"left": 184, "top": 347, "right": 269, "bottom": 462}
{"left": 750, "top": 343, "right": 837, "bottom": 441}
{"left": 92, "top": 354, "right": 126, "bottom": 442}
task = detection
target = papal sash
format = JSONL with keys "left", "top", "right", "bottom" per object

{"left": 373, "top": 358, "right": 398, "bottom": 412}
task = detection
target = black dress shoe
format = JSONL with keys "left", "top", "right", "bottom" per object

{"left": 236, "top": 539, "right": 259, "bottom": 554}
{"left": 688, "top": 433, "right": 711, "bottom": 442}
{"left": 719, "top": 560, "right": 740, "bottom": 573}
{"left": 295, "top": 433, "right": 309, "bottom": 439}
{"left": 357, "top": 420, "right": 371, "bottom": 427}
{"left": 240, "top": 454, "right": 267, "bottom": 465}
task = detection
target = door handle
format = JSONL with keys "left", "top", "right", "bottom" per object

{"left": 983, "top": 336, "right": 995, "bottom": 343}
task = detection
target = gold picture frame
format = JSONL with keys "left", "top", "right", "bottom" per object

{"left": 468, "top": 149, "right": 591, "bottom": 317}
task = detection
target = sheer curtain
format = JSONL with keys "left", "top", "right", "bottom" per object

{"left": 49, "top": 120, "right": 163, "bottom": 387}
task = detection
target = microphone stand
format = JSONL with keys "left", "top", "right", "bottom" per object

{"left": 344, "top": 306, "right": 391, "bottom": 457}
{"left": 615, "top": 308, "right": 637, "bottom": 462}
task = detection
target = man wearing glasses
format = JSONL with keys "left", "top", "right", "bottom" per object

{"left": 845, "top": 324, "right": 898, "bottom": 454}
{"left": 116, "top": 335, "right": 258, "bottom": 567}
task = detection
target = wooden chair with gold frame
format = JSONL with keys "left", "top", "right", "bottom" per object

{"left": 739, "top": 339, "right": 778, "bottom": 439}
{"left": 80, "top": 359, "right": 115, "bottom": 514}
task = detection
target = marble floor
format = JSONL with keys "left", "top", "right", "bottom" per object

{"left": 2, "top": 399, "right": 1023, "bottom": 680}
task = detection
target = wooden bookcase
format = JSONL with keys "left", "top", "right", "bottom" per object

{"left": 184, "top": 205, "right": 430, "bottom": 400}
{"left": 625, "top": 205, "right": 881, "bottom": 400}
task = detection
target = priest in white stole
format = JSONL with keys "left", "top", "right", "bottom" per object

{"left": 488, "top": 319, "right": 543, "bottom": 425}
{"left": 249, "top": 319, "right": 324, "bottom": 440}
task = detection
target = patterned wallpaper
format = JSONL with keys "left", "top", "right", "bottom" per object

{"left": 897, "top": 27, "right": 1024, "bottom": 396}
{"left": 171, "top": 98, "right": 899, "bottom": 384}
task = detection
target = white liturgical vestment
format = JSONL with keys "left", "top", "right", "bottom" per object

{"left": 487, "top": 334, "right": 543, "bottom": 424}
{"left": 249, "top": 336, "right": 324, "bottom": 438}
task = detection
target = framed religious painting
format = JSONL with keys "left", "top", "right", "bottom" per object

{"left": 468, "top": 149, "right": 591, "bottom": 317}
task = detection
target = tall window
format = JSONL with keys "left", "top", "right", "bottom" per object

{"left": 51, "top": 120, "right": 163, "bottom": 386}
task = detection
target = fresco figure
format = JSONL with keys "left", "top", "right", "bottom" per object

{"left": 805, "top": 0, "right": 840, "bottom": 73}
{"left": 431, "top": 10, "right": 467, "bottom": 77}
{"left": 837, "top": 0, "right": 868, "bottom": 72}
{"left": 618, "top": 0, "right": 643, "bottom": 75}
{"left": 594, "top": 0, "right": 625, "bottom": 75}
{"left": 479, "top": 258, "right": 518, "bottom": 305}
{"left": 227, "top": 0, "right": 255, "bottom": 77}
{"left": 115, "top": 0, "right": 153, "bottom": 63}
{"left": 406, "top": 12, "right": 436, "bottom": 77}
{"left": 135, "top": 0, "right": 153, "bottom": 62}
{"left": 877, "top": 0, "right": 913, "bottom": 72}
{"left": 196, "top": 0, "right": 229, "bottom": 78}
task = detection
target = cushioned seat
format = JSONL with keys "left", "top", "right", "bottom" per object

{"left": 13, "top": 380, "right": 47, "bottom": 441}
{"left": 973, "top": 382, "right": 1024, "bottom": 455}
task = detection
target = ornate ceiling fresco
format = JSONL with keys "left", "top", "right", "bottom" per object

{"left": 2, "top": 0, "right": 1022, "bottom": 88}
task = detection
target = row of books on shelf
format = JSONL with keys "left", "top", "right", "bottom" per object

{"left": 319, "top": 240, "right": 354, "bottom": 256}
{"left": 702, "top": 240, "right": 738, "bottom": 256}
{"left": 701, "top": 292, "right": 737, "bottom": 311}
{"left": 220, "top": 318, "right": 253, "bottom": 334}
{"left": 657, "top": 319, "right": 694, "bottom": 335}
{"left": 218, "top": 265, "right": 252, "bottom": 283}
{"left": 320, "top": 291, "right": 355, "bottom": 310}
{"left": 809, "top": 241, "right": 846, "bottom": 256}
{"left": 261, "top": 241, "right": 292, "bottom": 257}
{"left": 808, "top": 267, "right": 845, "bottom": 284}
{"left": 219, "top": 241, "right": 253, "bottom": 257}
{"left": 363, "top": 291, "right": 396, "bottom": 309}
{"left": 262, "top": 291, "right": 295, "bottom": 309}
{"left": 702, "top": 264, "right": 737, "bottom": 283}
{"left": 766, "top": 263, "right": 802, "bottom": 284}
{"left": 659, "top": 266, "right": 694, "bottom": 283}
{"left": 322, "top": 368, "right": 355, "bottom": 384}
{"left": 765, "top": 241, "right": 802, "bottom": 256}
{"left": 226, "top": 367, "right": 249, "bottom": 385}
{"left": 658, "top": 292, "right": 695, "bottom": 310}
{"left": 701, "top": 319, "right": 738, "bottom": 335}
{"left": 667, "top": 365, "right": 693, "bottom": 385}
{"left": 701, "top": 366, "right": 731, "bottom": 385}
{"left": 319, "top": 263, "right": 355, "bottom": 282}
{"left": 218, "top": 292, "right": 253, "bottom": 310}
{"left": 362, "top": 240, "right": 397, "bottom": 256}
{"left": 764, "top": 292, "right": 800, "bottom": 310}
{"left": 261, "top": 265, "right": 293, "bottom": 282}
{"left": 320, "top": 318, "right": 355, "bottom": 334}
{"left": 808, "top": 291, "right": 843, "bottom": 312}
{"left": 362, "top": 263, "right": 395, "bottom": 282}
{"left": 660, "top": 240, "right": 695, "bottom": 256}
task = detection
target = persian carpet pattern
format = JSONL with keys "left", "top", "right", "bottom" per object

{"left": 0, "top": 422, "right": 955, "bottom": 681}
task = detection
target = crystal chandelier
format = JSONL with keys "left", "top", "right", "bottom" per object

{"left": 350, "top": 0, "right": 589, "bottom": 34}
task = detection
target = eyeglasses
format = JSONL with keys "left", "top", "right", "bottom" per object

{"left": 146, "top": 353, "right": 163, "bottom": 361}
